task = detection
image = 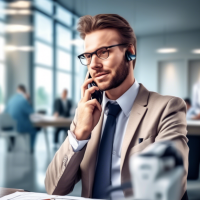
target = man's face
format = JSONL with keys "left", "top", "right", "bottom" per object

{"left": 62, "top": 90, "right": 67, "bottom": 99}
{"left": 84, "top": 29, "right": 130, "bottom": 91}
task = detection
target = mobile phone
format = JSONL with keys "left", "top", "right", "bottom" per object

{"left": 88, "top": 73, "right": 103, "bottom": 104}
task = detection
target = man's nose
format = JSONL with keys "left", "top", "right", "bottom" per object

{"left": 89, "top": 54, "right": 102, "bottom": 69}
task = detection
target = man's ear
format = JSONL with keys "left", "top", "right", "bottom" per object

{"left": 127, "top": 44, "right": 135, "bottom": 55}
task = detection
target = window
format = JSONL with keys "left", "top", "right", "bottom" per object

{"left": 33, "top": 0, "right": 81, "bottom": 114}
{"left": 0, "top": 37, "right": 5, "bottom": 61}
{"left": 74, "top": 34, "right": 85, "bottom": 104}
{"left": 0, "top": 4, "right": 5, "bottom": 112}
{"left": 35, "top": 41, "right": 53, "bottom": 67}
{"left": 56, "top": 24, "right": 72, "bottom": 51}
{"left": 0, "top": 1, "right": 6, "bottom": 20}
{"left": 0, "top": 64, "right": 5, "bottom": 112}
{"left": 35, "top": 12, "right": 53, "bottom": 44}
{"left": 34, "top": 67, "right": 53, "bottom": 114}
{"left": 35, "top": 0, "right": 53, "bottom": 15}
{"left": 56, "top": 6, "right": 72, "bottom": 26}
{"left": 56, "top": 49, "right": 71, "bottom": 71}
{"left": 56, "top": 72, "right": 72, "bottom": 98}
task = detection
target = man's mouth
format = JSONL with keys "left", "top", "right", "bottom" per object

{"left": 95, "top": 72, "right": 109, "bottom": 78}
{"left": 95, "top": 72, "right": 109, "bottom": 80}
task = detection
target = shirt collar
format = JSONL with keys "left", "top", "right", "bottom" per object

{"left": 102, "top": 79, "right": 140, "bottom": 117}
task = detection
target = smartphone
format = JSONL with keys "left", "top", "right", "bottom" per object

{"left": 88, "top": 73, "right": 103, "bottom": 104}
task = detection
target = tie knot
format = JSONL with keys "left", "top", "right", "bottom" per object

{"left": 107, "top": 102, "right": 121, "bottom": 117}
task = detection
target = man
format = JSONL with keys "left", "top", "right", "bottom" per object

{"left": 5, "top": 85, "right": 37, "bottom": 153}
{"left": 53, "top": 89, "right": 72, "bottom": 145}
{"left": 45, "top": 14, "right": 188, "bottom": 200}
{"left": 184, "top": 98, "right": 191, "bottom": 111}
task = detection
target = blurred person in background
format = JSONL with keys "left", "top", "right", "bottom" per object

{"left": 5, "top": 84, "right": 37, "bottom": 153}
{"left": 184, "top": 98, "right": 191, "bottom": 111}
{"left": 53, "top": 89, "right": 72, "bottom": 146}
{"left": 187, "top": 81, "right": 200, "bottom": 119}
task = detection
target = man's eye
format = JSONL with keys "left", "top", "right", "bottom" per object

{"left": 102, "top": 51, "right": 107, "bottom": 54}
{"left": 85, "top": 54, "right": 91, "bottom": 59}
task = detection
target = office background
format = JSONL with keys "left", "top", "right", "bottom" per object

{"left": 0, "top": 0, "right": 200, "bottom": 199}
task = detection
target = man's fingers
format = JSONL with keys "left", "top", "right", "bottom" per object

{"left": 86, "top": 98, "right": 102, "bottom": 112}
{"left": 81, "top": 77, "right": 95, "bottom": 98}
{"left": 83, "top": 86, "right": 100, "bottom": 102}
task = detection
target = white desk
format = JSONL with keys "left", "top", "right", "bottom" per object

{"left": 187, "top": 120, "right": 200, "bottom": 135}
{"left": 31, "top": 115, "right": 72, "bottom": 153}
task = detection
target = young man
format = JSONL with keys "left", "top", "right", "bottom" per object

{"left": 45, "top": 14, "right": 188, "bottom": 200}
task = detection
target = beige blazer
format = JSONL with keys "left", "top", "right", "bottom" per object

{"left": 45, "top": 84, "right": 189, "bottom": 199}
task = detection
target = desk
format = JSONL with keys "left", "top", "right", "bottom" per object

{"left": 33, "top": 116, "right": 72, "bottom": 128}
{"left": 31, "top": 115, "right": 73, "bottom": 153}
{"left": 0, "top": 188, "right": 25, "bottom": 198}
{"left": 187, "top": 120, "right": 200, "bottom": 135}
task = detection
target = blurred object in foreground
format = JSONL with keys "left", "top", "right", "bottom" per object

{"left": 129, "top": 141, "right": 184, "bottom": 200}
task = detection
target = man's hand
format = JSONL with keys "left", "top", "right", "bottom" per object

{"left": 54, "top": 112, "right": 59, "bottom": 118}
{"left": 74, "top": 77, "right": 102, "bottom": 140}
{"left": 192, "top": 113, "right": 200, "bottom": 120}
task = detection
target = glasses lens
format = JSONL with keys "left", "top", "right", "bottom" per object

{"left": 79, "top": 54, "right": 91, "bottom": 65}
{"left": 97, "top": 48, "right": 109, "bottom": 59}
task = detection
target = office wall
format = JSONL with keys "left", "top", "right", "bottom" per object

{"left": 188, "top": 60, "right": 200, "bottom": 99}
{"left": 5, "top": 15, "right": 31, "bottom": 100}
{"left": 135, "top": 30, "right": 200, "bottom": 99}
{"left": 158, "top": 60, "right": 186, "bottom": 98}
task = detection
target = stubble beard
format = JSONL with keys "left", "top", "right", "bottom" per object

{"left": 99, "top": 58, "right": 130, "bottom": 91}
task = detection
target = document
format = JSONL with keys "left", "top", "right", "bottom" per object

{"left": 0, "top": 192, "right": 101, "bottom": 200}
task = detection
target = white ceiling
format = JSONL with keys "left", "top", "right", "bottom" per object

{"left": 57, "top": 0, "right": 200, "bottom": 37}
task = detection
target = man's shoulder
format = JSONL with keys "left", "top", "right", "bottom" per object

{"left": 148, "top": 90, "right": 185, "bottom": 107}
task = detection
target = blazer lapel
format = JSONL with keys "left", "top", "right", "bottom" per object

{"left": 120, "top": 84, "right": 149, "bottom": 172}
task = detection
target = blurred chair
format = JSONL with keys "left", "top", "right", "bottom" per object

{"left": 187, "top": 135, "right": 200, "bottom": 180}
{"left": 187, "top": 135, "right": 200, "bottom": 199}
{"left": 0, "top": 113, "right": 29, "bottom": 152}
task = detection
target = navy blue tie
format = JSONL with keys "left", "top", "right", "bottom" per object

{"left": 92, "top": 102, "right": 121, "bottom": 199}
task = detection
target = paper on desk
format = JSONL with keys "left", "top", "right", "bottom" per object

{"left": 0, "top": 191, "right": 100, "bottom": 200}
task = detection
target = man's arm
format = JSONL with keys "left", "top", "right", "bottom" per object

{"left": 45, "top": 108, "right": 87, "bottom": 195}
{"left": 45, "top": 136, "right": 86, "bottom": 195}
{"left": 156, "top": 97, "right": 189, "bottom": 198}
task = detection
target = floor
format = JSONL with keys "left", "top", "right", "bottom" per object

{"left": 0, "top": 129, "right": 200, "bottom": 199}
{"left": 0, "top": 129, "right": 82, "bottom": 197}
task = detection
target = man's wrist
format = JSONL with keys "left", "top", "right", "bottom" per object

{"left": 74, "top": 128, "right": 91, "bottom": 140}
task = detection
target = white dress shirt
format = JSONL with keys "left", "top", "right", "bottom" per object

{"left": 68, "top": 80, "right": 140, "bottom": 199}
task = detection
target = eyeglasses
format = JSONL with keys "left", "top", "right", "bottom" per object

{"left": 77, "top": 43, "right": 128, "bottom": 66}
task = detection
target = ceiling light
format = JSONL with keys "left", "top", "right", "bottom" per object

{"left": 5, "top": 25, "right": 33, "bottom": 32}
{"left": 192, "top": 49, "right": 200, "bottom": 54}
{"left": 8, "top": 1, "right": 31, "bottom": 8}
{"left": 0, "top": 9, "right": 32, "bottom": 15}
{"left": 156, "top": 48, "right": 177, "bottom": 54}
{"left": 5, "top": 45, "right": 34, "bottom": 51}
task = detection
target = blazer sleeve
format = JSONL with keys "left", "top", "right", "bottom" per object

{"left": 45, "top": 109, "right": 86, "bottom": 195}
{"left": 156, "top": 97, "right": 189, "bottom": 198}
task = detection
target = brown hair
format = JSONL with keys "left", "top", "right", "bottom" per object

{"left": 77, "top": 14, "right": 137, "bottom": 68}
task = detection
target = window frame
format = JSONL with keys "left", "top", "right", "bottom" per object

{"left": 32, "top": 0, "right": 80, "bottom": 113}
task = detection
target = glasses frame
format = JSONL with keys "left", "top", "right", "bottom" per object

{"left": 77, "top": 43, "right": 128, "bottom": 66}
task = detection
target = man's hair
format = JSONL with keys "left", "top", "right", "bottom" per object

{"left": 184, "top": 98, "right": 191, "bottom": 106}
{"left": 18, "top": 84, "right": 26, "bottom": 93}
{"left": 77, "top": 14, "right": 137, "bottom": 68}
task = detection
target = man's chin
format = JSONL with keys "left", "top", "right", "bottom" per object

{"left": 97, "top": 83, "right": 110, "bottom": 91}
